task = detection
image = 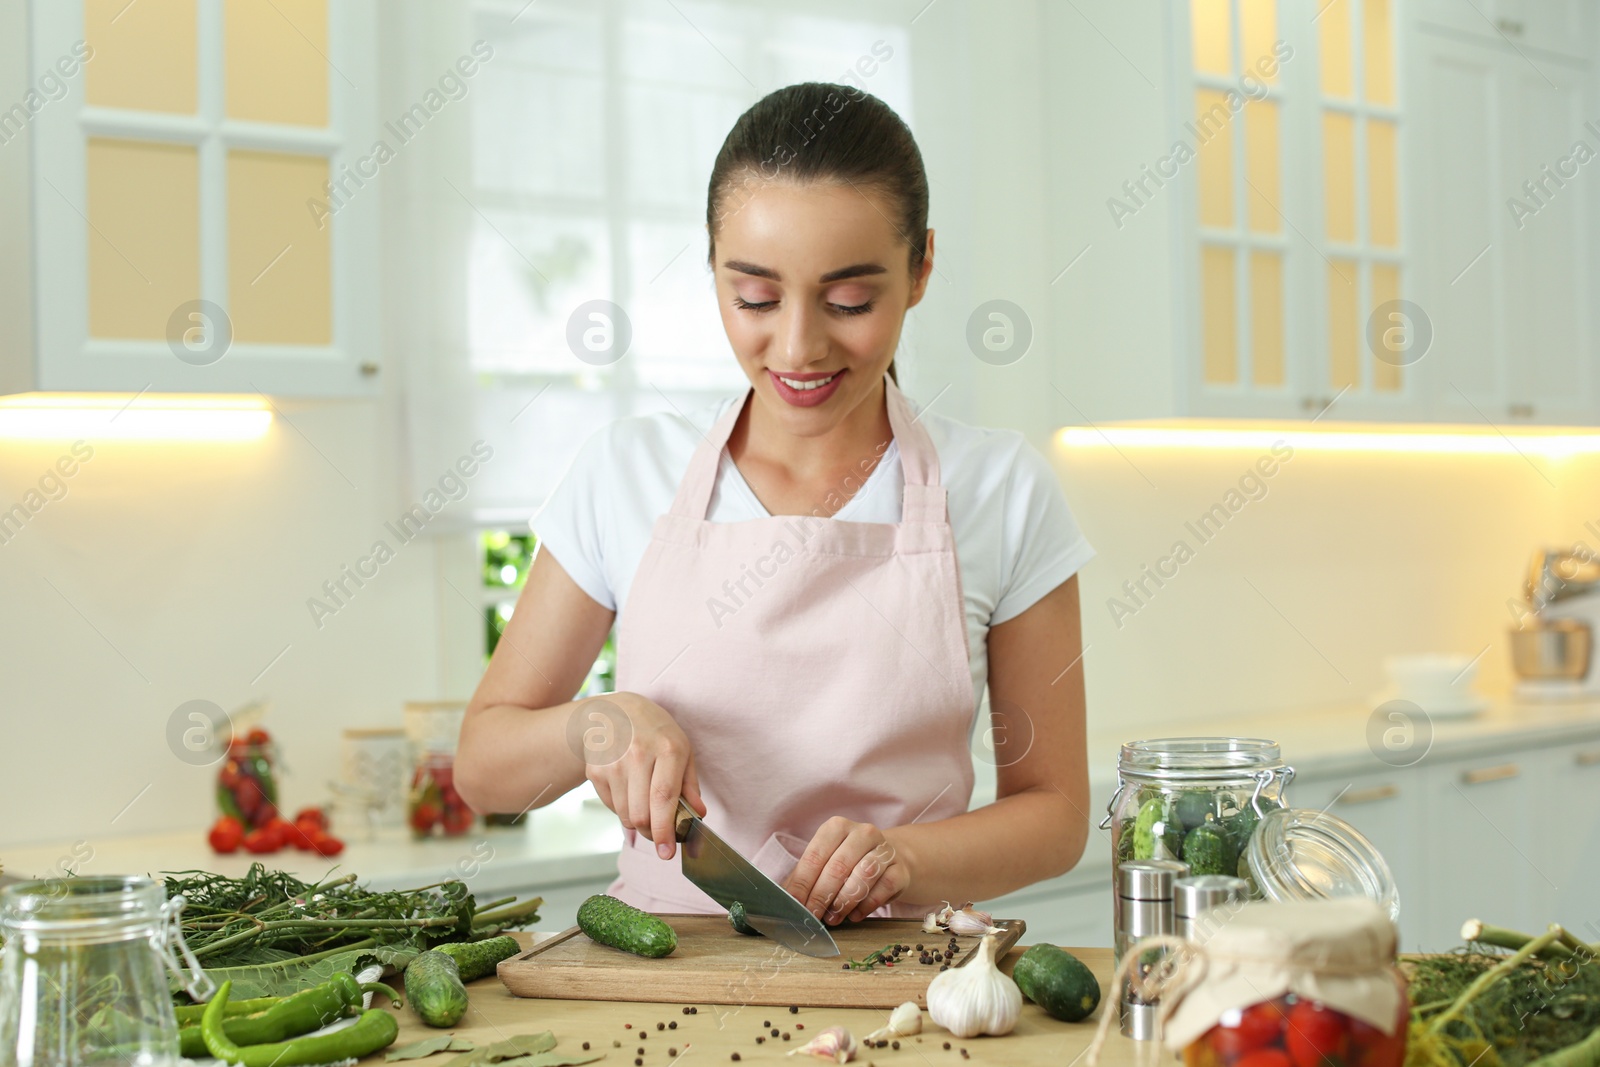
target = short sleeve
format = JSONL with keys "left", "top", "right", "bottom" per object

{"left": 990, "top": 439, "right": 1095, "bottom": 626}
{"left": 530, "top": 427, "right": 617, "bottom": 612}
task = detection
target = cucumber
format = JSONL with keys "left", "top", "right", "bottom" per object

{"left": 433, "top": 935, "right": 521, "bottom": 982}
{"left": 1174, "top": 790, "right": 1217, "bottom": 832}
{"left": 1181, "top": 815, "right": 1235, "bottom": 876}
{"left": 1012, "top": 944, "right": 1101, "bottom": 1023}
{"left": 1131, "top": 796, "right": 1182, "bottom": 861}
{"left": 577, "top": 894, "right": 678, "bottom": 958}
{"left": 404, "top": 950, "right": 469, "bottom": 1027}
{"left": 728, "top": 901, "right": 761, "bottom": 936}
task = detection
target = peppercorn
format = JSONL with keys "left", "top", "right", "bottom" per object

{"left": 669, "top": 1050, "right": 677, "bottom": 1057}
{"left": 689, "top": 1007, "right": 698, "bottom": 1014}
{"left": 625, "top": 1024, "right": 632, "bottom": 1030}
{"left": 634, "top": 1059, "right": 642, "bottom": 1066}
{"left": 657, "top": 1023, "right": 665, "bottom": 1031}
{"left": 681, "top": 1007, "right": 690, "bottom": 1015}
{"left": 796, "top": 1024, "right": 804, "bottom": 1030}
{"left": 763, "top": 1020, "right": 771, "bottom": 1027}
{"left": 756, "top": 1037, "right": 765, "bottom": 1044}
{"left": 731, "top": 1054, "right": 741, "bottom": 1062}
{"left": 943, "top": 1042, "right": 951, "bottom": 1050}
{"left": 789, "top": 1006, "right": 799, "bottom": 1013}
{"left": 669, "top": 1021, "right": 677, "bottom": 1030}
{"left": 771, "top": 1029, "right": 779, "bottom": 1037}
{"left": 782, "top": 1033, "right": 790, "bottom": 1041}
{"left": 637, "top": 1048, "right": 645, "bottom": 1055}
{"left": 583, "top": 1043, "right": 590, "bottom": 1051}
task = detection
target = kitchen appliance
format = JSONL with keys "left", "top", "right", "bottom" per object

{"left": 497, "top": 914, "right": 1026, "bottom": 1007}
{"left": 673, "top": 797, "right": 839, "bottom": 958}
{"left": 1512, "top": 547, "right": 1600, "bottom": 699}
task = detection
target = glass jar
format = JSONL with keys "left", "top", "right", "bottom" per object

{"left": 1164, "top": 900, "right": 1409, "bottom": 1067}
{"left": 216, "top": 728, "right": 279, "bottom": 830}
{"left": 1243, "top": 807, "right": 1401, "bottom": 923}
{"left": 0, "top": 876, "right": 213, "bottom": 1067}
{"left": 404, "top": 702, "right": 473, "bottom": 838}
{"left": 1105, "top": 738, "right": 1294, "bottom": 953}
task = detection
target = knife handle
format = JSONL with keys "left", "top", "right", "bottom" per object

{"left": 673, "top": 796, "right": 696, "bottom": 843}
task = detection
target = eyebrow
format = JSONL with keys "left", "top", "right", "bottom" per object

{"left": 722, "top": 260, "right": 888, "bottom": 283}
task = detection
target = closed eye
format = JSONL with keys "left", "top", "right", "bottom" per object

{"left": 733, "top": 296, "right": 776, "bottom": 313}
{"left": 831, "top": 301, "right": 874, "bottom": 316}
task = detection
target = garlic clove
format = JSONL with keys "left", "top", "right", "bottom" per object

{"left": 946, "top": 908, "right": 1002, "bottom": 937}
{"left": 864, "top": 1001, "right": 922, "bottom": 1042}
{"left": 786, "top": 1025, "right": 857, "bottom": 1063}
{"left": 925, "top": 933, "right": 1022, "bottom": 1038}
{"left": 923, "top": 911, "right": 944, "bottom": 933}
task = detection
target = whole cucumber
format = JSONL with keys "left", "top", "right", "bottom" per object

{"left": 434, "top": 935, "right": 522, "bottom": 982}
{"left": 577, "top": 894, "right": 678, "bottom": 958}
{"left": 1012, "top": 944, "right": 1101, "bottom": 1022}
{"left": 405, "top": 951, "right": 469, "bottom": 1027}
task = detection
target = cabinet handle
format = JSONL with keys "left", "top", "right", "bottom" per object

{"left": 1508, "top": 402, "right": 1535, "bottom": 419}
{"left": 1337, "top": 784, "right": 1399, "bottom": 806}
{"left": 1576, "top": 749, "right": 1600, "bottom": 767}
{"left": 1462, "top": 763, "right": 1520, "bottom": 785}
{"left": 1495, "top": 18, "right": 1525, "bottom": 36}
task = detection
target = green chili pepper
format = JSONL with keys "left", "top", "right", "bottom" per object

{"left": 179, "top": 972, "right": 390, "bottom": 1058}
{"left": 174, "top": 994, "right": 282, "bottom": 1025}
{"left": 201, "top": 980, "right": 400, "bottom": 1067}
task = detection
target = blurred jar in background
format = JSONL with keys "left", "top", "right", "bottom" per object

{"left": 405, "top": 701, "right": 473, "bottom": 838}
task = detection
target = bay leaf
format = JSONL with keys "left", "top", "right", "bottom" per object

{"left": 441, "top": 1031, "right": 558, "bottom": 1067}
{"left": 386, "top": 1035, "right": 478, "bottom": 1061}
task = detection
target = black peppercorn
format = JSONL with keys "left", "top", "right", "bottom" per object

{"left": 657, "top": 1023, "right": 665, "bottom": 1031}
{"left": 681, "top": 1007, "right": 690, "bottom": 1015}
{"left": 782, "top": 1033, "right": 791, "bottom": 1041}
{"left": 771, "top": 1029, "right": 780, "bottom": 1037}
{"left": 789, "top": 1006, "right": 799, "bottom": 1014}
{"left": 731, "top": 1054, "right": 741, "bottom": 1062}
{"left": 892, "top": 1041, "right": 900, "bottom": 1050}
{"left": 669, "top": 1051, "right": 677, "bottom": 1058}
{"left": 943, "top": 1042, "right": 951, "bottom": 1050}
{"left": 756, "top": 1037, "right": 765, "bottom": 1044}
{"left": 669, "top": 1021, "right": 677, "bottom": 1030}
{"left": 634, "top": 1059, "right": 642, "bottom": 1066}
{"left": 582, "top": 1043, "right": 590, "bottom": 1051}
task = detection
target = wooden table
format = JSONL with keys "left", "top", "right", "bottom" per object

{"left": 375, "top": 932, "right": 1160, "bottom": 1067}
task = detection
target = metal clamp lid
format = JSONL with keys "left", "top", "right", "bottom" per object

{"left": 156, "top": 895, "right": 216, "bottom": 1003}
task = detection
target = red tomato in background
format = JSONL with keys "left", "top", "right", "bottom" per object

{"left": 1210, "top": 1002, "right": 1285, "bottom": 1057}
{"left": 293, "top": 806, "right": 328, "bottom": 830}
{"left": 1285, "top": 1001, "right": 1349, "bottom": 1067}
{"left": 208, "top": 817, "right": 244, "bottom": 853}
{"left": 410, "top": 802, "right": 441, "bottom": 834}
{"left": 441, "top": 806, "right": 474, "bottom": 835}
{"left": 1235, "top": 1050, "right": 1292, "bottom": 1067}
{"left": 309, "top": 831, "right": 345, "bottom": 857}
{"left": 247, "top": 727, "right": 271, "bottom": 746}
{"left": 242, "top": 828, "right": 280, "bottom": 854}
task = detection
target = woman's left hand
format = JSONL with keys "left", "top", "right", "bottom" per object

{"left": 783, "top": 817, "right": 911, "bottom": 925}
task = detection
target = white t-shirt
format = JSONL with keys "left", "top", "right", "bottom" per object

{"left": 531, "top": 393, "right": 1096, "bottom": 709}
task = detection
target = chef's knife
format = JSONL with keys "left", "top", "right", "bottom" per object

{"left": 673, "top": 797, "right": 840, "bottom": 958}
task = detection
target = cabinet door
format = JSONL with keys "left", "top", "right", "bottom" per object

{"left": 1410, "top": 31, "right": 1506, "bottom": 419}
{"left": 1414, "top": 0, "right": 1591, "bottom": 61}
{"left": 1292, "top": 767, "right": 1422, "bottom": 951}
{"left": 1533, "top": 739, "right": 1600, "bottom": 933}
{"left": 1421, "top": 752, "right": 1536, "bottom": 952}
{"left": 1497, "top": 55, "right": 1594, "bottom": 424}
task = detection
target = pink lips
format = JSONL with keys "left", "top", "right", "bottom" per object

{"left": 767, "top": 369, "right": 846, "bottom": 407}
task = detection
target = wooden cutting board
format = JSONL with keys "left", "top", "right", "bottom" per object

{"left": 497, "top": 915, "right": 1027, "bottom": 1008}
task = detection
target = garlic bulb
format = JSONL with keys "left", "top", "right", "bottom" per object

{"left": 863, "top": 1001, "right": 922, "bottom": 1042}
{"left": 946, "top": 908, "right": 1002, "bottom": 936}
{"left": 925, "top": 933, "right": 1021, "bottom": 1038}
{"left": 786, "top": 1026, "right": 856, "bottom": 1063}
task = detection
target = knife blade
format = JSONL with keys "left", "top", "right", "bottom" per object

{"left": 673, "top": 797, "right": 840, "bottom": 958}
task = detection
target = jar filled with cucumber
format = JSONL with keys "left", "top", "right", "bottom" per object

{"left": 1106, "top": 738, "right": 1293, "bottom": 910}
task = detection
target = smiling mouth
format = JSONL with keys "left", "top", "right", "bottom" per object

{"left": 774, "top": 372, "right": 841, "bottom": 391}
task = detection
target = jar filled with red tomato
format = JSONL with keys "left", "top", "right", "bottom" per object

{"left": 404, "top": 701, "right": 474, "bottom": 838}
{"left": 1160, "top": 899, "right": 1407, "bottom": 1067}
{"left": 216, "top": 727, "right": 279, "bottom": 830}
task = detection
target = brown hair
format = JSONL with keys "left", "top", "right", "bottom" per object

{"left": 705, "top": 82, "right": 929, "bottom": 384}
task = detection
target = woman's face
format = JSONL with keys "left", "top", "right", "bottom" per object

{"left": 711, "top": 180, "right": 933, "bottom": 438}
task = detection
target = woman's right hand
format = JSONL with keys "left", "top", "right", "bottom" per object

{"left": 575, "top": 691, "right": 706, "bottom": 859}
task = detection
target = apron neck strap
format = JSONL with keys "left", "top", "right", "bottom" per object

{"left": 667, "top": 375, "right": 945, "bottom": 522}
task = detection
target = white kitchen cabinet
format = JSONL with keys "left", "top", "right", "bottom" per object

{"left": 1414, "top": 0, "right": 1593, "bottom": 62}
{"left": 1531, "top": 739, "right": 1600, "bottom": 934}
{"left": 1410, "top": 27, "right": 1595, "bottom": 425}
{"left": 1289, "top": 765, "right": 1424, "bottom": 951}
{"left": 1420, "top": 750, "right": 1538, "bottom": 951}
{"left": 0, "top": 1, "right": 381, "bottom": 397}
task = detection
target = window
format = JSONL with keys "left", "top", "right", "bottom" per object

{"left": 425, "top": 0, "right": 913, "bottom": 519}
{"left": 1185, "top": 0, "right": 1403, "bottom": 403}
{"left": 479, "top": 529, "right": 614, "bottom": 694}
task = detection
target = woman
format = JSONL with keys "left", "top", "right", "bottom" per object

{"left": 457, "top": 83, "right": 1093, "bottom": 926}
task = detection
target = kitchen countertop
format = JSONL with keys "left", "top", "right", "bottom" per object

{"left": 378, "top": 931, "right": 1142, "bottom": 1067}
{"left": 6, "top": 695, "right": 1600, "bottom": 893}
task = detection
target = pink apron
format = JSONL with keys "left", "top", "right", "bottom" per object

{"left": 606, "top": 377, "right": 976, "bottom": 919}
